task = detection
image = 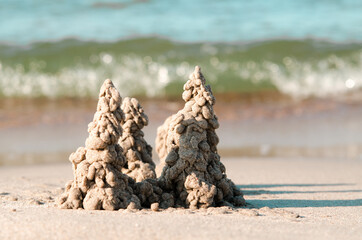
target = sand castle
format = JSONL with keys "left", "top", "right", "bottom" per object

{"left": 59, "top": 66, "right": 245, "bottom": 210}
{"left": 155, "top": 66, "right": 245, "bottom": 209}
{"left": 58, "top": 79, "right": 142, "bottom": 210}
{"left": 119, "top": 97, "right": 156, "bottom": 182}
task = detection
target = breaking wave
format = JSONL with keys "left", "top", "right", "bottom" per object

{"left": 0, "top": 38, "right": 361, "bottom": 99}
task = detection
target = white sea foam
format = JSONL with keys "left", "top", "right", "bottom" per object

{"left": 0, "top": 53, "right": 361, "bottom": 99}
{"left": 0, "top": 54, "right": 176, "bottom": 98}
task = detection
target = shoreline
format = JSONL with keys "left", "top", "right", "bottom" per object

{"left": 2, "top": 143, "right": 362, "bottom": 166}
{"left": 1, "top": 97, "right": 361, "bottom": 166}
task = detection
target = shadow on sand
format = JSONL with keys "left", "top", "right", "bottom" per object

{"left": 242, "top": 189, "right": 362, "bottom": 195}
{"left": 246, "top": 199, "right": 362, "bottom": 208}
{"left": 239, "top": 183, "right": 353, "bottom": 188}
{"left": 236, "top": 183, "right": 362, "bottom": 208}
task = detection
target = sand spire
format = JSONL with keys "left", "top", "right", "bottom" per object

{"left": 119, "top": 97, "right": 156, "bottom": 182}
{"left": 58, "top": 79, "right": 141, "bottom": 210}
{"left": 156, "top": 66, "right": 245, "bottom": 209}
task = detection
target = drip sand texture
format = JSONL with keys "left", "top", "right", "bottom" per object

{"left": 119, "top": 97, "right": 156, "bottom": 182}
{"left": 58, "top": 79, "right": 141, "bottom": 210}
{"left": 156, "top": 66, "right": 245, "bottom": 209}
{"left": 58, "top": 67, "right": 245, "bottom": 211}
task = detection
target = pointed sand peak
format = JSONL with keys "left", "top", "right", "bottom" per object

{"left": 87, "top": 79, "right": 124, "bottom": 150}
{"left": 97, "top": 79, "right": 122, "bottom": 114}
{"left": 155, "top": 66, "right": 245, "bottom": 209}
{"left": 58, "top": 80, "right": 143, "bottom": 211}
{"left": 121, "top": 97, "right": 149, "bottom": 131}
{"left": 182, "top": 66, "right": 215, "bottom": 106}
{"left": 119, "top": 97, "right": 155, "bottom": 182}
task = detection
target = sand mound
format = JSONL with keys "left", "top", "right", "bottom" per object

{"left": 59, "top": 66, "right": 245, "bottom": 210}
{"left": 156, "top": 66, "right": 245, "bottom": 209}
{"left": 119, "top": 97, "right": 156, "bottom": 182}
{"left": 58, "top": 79, "right": 141, "bottom": 210}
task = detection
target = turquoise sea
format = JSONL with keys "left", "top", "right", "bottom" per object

{"left": 0, "top": 0, "right": 362, "bottom": 99}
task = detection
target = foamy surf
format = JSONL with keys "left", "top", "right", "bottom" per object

{"left": 0, "top": 38, "right": 361, "bottom": 99}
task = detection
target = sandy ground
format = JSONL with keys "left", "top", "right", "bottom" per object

{"left": 0, "top": 157, "right": 361, "bottom": 240}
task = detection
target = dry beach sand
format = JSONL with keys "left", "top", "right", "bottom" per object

{"left": 0, "top": 158, "right": 361, "bottom": 240}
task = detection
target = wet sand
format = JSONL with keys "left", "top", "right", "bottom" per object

{"left": 0, "top": 158, "right": 361, "bottom": 240}
{"left": 0, "top": 97, "right": 361, "bottom": 165}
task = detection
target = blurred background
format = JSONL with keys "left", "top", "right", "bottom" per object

{"left": 0, "top": 0, "right": 361, "bottom": 165}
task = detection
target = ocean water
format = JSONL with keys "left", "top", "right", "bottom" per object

{"left": 0, "top": 0, "right": 362, "bottom": 99}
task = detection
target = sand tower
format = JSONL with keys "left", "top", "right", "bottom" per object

{"left": 156, "top": 66, "right": 245, "bottom": 209}
{"left": 58, "top": 79, "right": 141, "bottom": 210}
{"left": 119, "top": 97, "right": 156, "bottom": 182}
